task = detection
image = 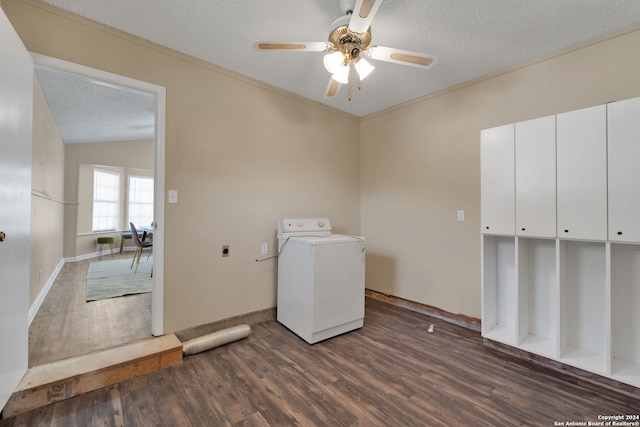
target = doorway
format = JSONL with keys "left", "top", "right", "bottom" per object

{"left": 31, "top": 54, "right": 166, "bottom": 360}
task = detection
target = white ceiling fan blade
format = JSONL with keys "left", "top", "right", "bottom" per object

{"left": 325, "top": 78, "right": 342, "bottom": 98}
{"left": 348, "top": 0, "right": 384, "bottom": 34}
{"left": 253, "top": 41, "right": 328, "bottom": 52}
{"left": 369, "top": 46, "right": 437, "bottom": 69}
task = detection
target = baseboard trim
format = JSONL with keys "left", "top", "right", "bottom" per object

{"left": 174, "top": 307, "right": 277, "bottom": 342}
{"left": 29, "top": 259, "right": 65, "bottom": 326}
{"left": 63, "top": 247, "right": 137, "bottom": 264}
{"left": 364, "top": 289, "right": 481, "bottom": 332}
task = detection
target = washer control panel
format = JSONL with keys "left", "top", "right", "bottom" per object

{"left": 278, "top": 218, "right": 332, "bottom": 234}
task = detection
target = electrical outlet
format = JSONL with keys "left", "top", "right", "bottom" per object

{"left": 261, "top": 243, "right": 268, "bottom": 255}
{"left": 222, "top": 245, "right": 229, "bottom": 257}
{"left": 457, "top": 210, "right": 465, "bottom": 221}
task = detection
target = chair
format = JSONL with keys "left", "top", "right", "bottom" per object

{"left": 130, "top": 222, "right": 153, "bottom": 274}
{"left": 97, "top": 236, "right": 116, "bottom": 259}
{"left": 119, "top": 232, "right": 131, "bottom": 253}
{"left": 120, "top": 230, "right": 145, "bottom": 253}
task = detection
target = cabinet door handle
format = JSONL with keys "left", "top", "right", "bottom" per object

{"left": 521, "top": 228, "right": 526, "bottom": 231}
{"left": 564, "top": 229, "right": 569, "bottom": 233}
{"left": 617, "top": 231, "right": 623, "bottom": 235}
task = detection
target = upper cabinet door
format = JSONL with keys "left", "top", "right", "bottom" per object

{"left": 556, "top": 105, "right": 608, "bottom": 241}
{"left": 515, "top": 115, "right": 556, "bottom": 238}
{"left": 481, "top": 124, "right": 515, "bottom": 235}
{"left": 608, "top": 97, "right": 640, "bottom": 243}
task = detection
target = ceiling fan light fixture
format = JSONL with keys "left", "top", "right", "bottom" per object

{"left": 331, "top": 64, "right": 350, "bottom": 84}
{"left": 323, "top": 50, "right": 345, "bottom": 74}
{"left": 355, "top": 58, "right": 375, "bottom": 80}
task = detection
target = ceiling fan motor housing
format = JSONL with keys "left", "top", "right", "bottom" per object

{"left": 328, "top": 15, "right": 371, "bottom": 62}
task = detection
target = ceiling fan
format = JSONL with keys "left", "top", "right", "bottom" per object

{"left": 254, "top": 0, "right": 437, "bottom": 100}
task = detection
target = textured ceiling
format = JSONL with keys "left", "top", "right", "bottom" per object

{"left": 36, "top": 68, "right": 155, "bottom": 143}
{"left": 35, "top": 0, "right": 640, "bottom": 142}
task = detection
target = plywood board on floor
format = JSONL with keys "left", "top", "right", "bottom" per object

{"left": 4, "top": 334, "right": 182, "bottom": 418}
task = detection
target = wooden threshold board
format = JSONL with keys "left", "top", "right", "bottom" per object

{"left": 3, "top": 334, "right": 182, "bottom": 418}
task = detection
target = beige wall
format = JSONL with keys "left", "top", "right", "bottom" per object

{"left": 361, "top": 27, "right": 640, "bottom": 319}
{"left": 30, "top": 76, "right": 65, "bottom": 305}
{"left": 65, "top": 140, "right": 153, "bottom": 256}
{"left": 3, "top": 0, "right": 361, "bottom": 332}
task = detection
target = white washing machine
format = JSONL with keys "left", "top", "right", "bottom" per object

{"left": 277, "top": 218, "right": 365, "bottom": 344}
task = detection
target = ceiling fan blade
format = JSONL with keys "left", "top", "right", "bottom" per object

{"left": 369, "top": 46, "right": 437, "bottom": 69}
{"left": 253, "top": 41, "right": 328, "bottom": 52}
{"left": 348, "top": 0, "right": 384, "bottom": 34}
{"left": 324, "top": 78, "right": 342, "bottom": 98}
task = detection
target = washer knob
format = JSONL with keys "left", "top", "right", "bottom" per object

{"left": 318, "top": 220, "right": 326, "bottom": 227}
{"left": 298, "top": 222, "right": 304, "bottom": 227}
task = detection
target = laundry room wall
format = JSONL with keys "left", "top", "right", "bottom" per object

{"left": 361, "top": 25, "right": 640, "bottom": 319}
{"left": 3, "top": 0, "right": 361, "bottom": 333}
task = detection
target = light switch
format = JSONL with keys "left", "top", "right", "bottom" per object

{"left": 168, "top": 189, "right": 178, "bottom": 204}
{"left": 457, "top": 210, "right": 465, "bottom": 221}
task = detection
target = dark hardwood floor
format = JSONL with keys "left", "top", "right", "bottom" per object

{"left": 5, "top": 298, "right": 638, "bottom": 426}
{"left": 28, "top": 251, "right": 152, "bottom": 366}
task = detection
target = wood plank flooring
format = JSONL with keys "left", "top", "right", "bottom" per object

{"left": 28, "top": 252, "right": 151, "bottom": 367}
{"left": 4, "top": 298, "right": 638, "bottom": 426}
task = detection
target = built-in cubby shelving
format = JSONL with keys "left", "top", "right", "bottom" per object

{"left": 481, "top": 96, "right": 640, "bottom": 389}
{"left": 558, "top": 240, "right": 607, "bottom": 375}
{"left": 482, "top": 236, "right": 516, "bottom": 345}
{"left": 517, "top": 238, "right": 557, "bottom": 359}
{"left": 610, "top": 243, "right": 640, "bottom": 386}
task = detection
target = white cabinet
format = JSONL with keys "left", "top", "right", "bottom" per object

{"left": 481, "top": 97, "right": 640, "bottom": 389}
{"left": 481, "top": 124, "right": 514, "bottom": 235}
{"left": 608, "top": 97, "right": 640, "bottom": 242}
{"left": 556, "top": 105, "right": 607, "bottom": 241}
{"left": 515, "top": 116, "right": 556, "bottom": 238}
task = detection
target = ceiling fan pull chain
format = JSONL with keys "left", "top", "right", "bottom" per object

{"left": 349, "top": 62, "right": 359, "bottom": 101}
{"left": 347, "top": 62, "right": 353, "bottom": 101}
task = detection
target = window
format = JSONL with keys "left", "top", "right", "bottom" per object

{"left": 128, "top": 176, "right": 154, "bottom": 227}
{"left": 92, "top": 170, "right": 120, "bottom": 231}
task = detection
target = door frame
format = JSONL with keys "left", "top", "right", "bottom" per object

{"left": 32, "top": 53, "right": 166, "bottom": 336}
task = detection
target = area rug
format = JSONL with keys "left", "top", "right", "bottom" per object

{"left": 86, "top": 257, "right": 152, "bottom": 301}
